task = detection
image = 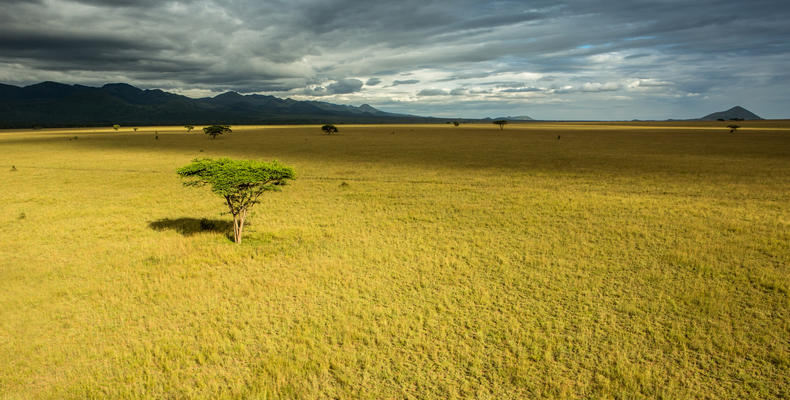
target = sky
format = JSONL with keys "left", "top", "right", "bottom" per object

{"left": 1, "top": 0, "right": 789, "bottom": 120}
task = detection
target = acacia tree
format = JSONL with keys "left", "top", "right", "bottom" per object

{"left": 113, "top": 124, "right": 121, "bottom": 131}
{"left": 727, "top": 124, "right": 739, "bottom": 133}
{"left": 177, "top": 158, "right": 295, "bottom": 243}
{"left": 321, "top": 124, "right": 338, "bottom": 134}
{"left": 493, "top": 120, "right": 507, "bottom": 130}
{"left": 203, "top": 125, "right": 231, "bottom": 139}
{"left": 185, "top": 125, "right": 195, "bottom": 132}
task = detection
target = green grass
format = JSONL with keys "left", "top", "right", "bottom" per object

{"left": 1, "top": 122, "right": 789, "bottom": 398}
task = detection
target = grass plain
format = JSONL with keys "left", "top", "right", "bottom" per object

{"left": 1, "top": 121, "right": 789, "bottom": 399}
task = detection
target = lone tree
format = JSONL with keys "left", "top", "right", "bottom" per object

{"left": 453, "top": 121, "right": 460, "bottom": 127}
{"left": 203, "top": 124, "right": 231, "bottom": 139}
{"left": 321, "top": 124, "right": 338, "bottom": 134}
{"left": 177, "top": 158, "right": 295, "bottom": 243}
{"left": 727, "top": 124, "right": 739, "bottom": 133}
{"left": 185, "top": 125, "right": 195, "bottom": 132}
{"left": 113, "top": 124, "right": 120, "bottom": 131}
{"left": 493, "top": 120, "right": 507, "bottom": 130}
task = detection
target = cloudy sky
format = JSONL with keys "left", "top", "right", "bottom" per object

{"left": 1, "top": 0, "right": 789, "bottom": 119}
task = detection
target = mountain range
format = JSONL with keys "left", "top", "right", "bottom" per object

{"left": 0, "top": 81, "right": 438, "bottom": 128}
{"left": 0, "top": 82, "right": 767, "bottom": 127}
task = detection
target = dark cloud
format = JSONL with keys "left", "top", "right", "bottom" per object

{"left": 501, "top": 87, "right": 542, "bottom": 93}
{"left": 0, "top": 0, "right": 787, "bottom": 118}
{"left": 436, "top": 72, "right": 493, "bottom": 82}
{"left": 491, "top": 82, "right": 530, "bottom": 88}
{"left": 70, "top": 0, "right": 166, "bottom": 6}
{"left": 0, "top": 29, "right": 167, "bottom": 59}
{"left": 326, "top": 78, "right": 364, "bottom": 94}
{"left": 418, "top": 89, "right": 448, "bottom": 96}
{"left": 392, "top": 79, "right": 420, "bottom": 86}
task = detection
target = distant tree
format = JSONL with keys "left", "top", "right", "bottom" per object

{"left": 185, "top": 125, "right": 195, "bottom": 132}
{"left": 113, "top": 124, "right": 120, "bottom": 131}
{"left": 453, "top": 121, "right": 460, "bottom": 127}
{"left": 321, "top": 124, "right": 338, "bottom": 134}
{"left": 493, "top": 120, "right": 507, "bottom": 130}
{"left": 203, "top": 125, "right": 231, "bottom": 139}
{"left": 727, "top": 124, "right": 739, "bottom": 133}
{"left": 133, "top": 127, "right": 138, "bottom": 132}
{"left": 717, "top": 118, "right": 725, "bottom": 121}
{"left": 177, "top": 158, "right": 295, "bottom": 243}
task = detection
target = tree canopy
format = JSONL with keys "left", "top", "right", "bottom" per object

{"left": 203, "top": 124, "right": 231, "bottom": 139}
{"left": 321, "top": 124, "right": 338, "bottom": 134}
{"left": 493, "top": 120, "right": 507, "bottom": 130}
{"left": 177, "top": 158, "right": 295, "bottom": 243}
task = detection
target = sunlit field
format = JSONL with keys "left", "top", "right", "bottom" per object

{"left": 1, "top": 121, "right": 789, "bottom": 398}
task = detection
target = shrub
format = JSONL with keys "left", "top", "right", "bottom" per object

{"left": 321, "top": 124, "right": 339, "bottom": 135}
{"left": 203, "top": 125, "right": 231, "bottom": 139}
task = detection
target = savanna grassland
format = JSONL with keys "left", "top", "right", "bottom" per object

{"left": 1, "top": 121, "right": 789, "bottom": 399}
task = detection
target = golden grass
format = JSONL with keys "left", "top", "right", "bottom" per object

{"left": 1, "top": 121, "right": 789, "bottom": 398}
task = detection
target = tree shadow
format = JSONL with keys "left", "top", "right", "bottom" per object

{"left": 148, "top": 217, "right": 234, "bottom": 237}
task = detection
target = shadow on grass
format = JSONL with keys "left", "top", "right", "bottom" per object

{"left": 5, "top": 126, "right": 789, "bottom": 179}
{"left": 148, "top": 217, "right": 233, "bottom": 238}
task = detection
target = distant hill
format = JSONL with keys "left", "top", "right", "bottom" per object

{"left": 492, "top": 115, "right": 534, "bottom": 121}
{"left": 0, "top": 81, "right": 441, "bottom": 128}
{"left": 699, "top": 106, "right": 762, "bottom": 121}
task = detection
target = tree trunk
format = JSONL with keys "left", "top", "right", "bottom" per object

{"left": 237, "top": 210, "right": 246, "bottom": 243}
{"left": 232, "top": 210, "right": 247, "bottom": 244}
{"left": 233, "top": 214, "right": 241, "bottom": 243}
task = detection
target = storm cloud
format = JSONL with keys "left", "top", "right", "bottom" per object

{"left": 0, "top": 0, "right": 788, "bottom": 119}
{"left": 326, "top": 78, "right": 364, "bottom": 94}
{"left": 392, "top": 80, "right": 420, "bottom": 86}
{"left": 418, "top": 88, "right": 448, "bottom": 96}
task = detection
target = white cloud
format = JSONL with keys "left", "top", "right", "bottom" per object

{"left": 581, "top": 82, "right": 621, "bottom": 92}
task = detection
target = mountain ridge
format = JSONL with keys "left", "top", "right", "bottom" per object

{"left": 0, "top": 81, "right": 437, "bottom": 128}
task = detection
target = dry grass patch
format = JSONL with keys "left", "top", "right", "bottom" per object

{"left": 1, "top": 121, "right": 789, "bottom": 398}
